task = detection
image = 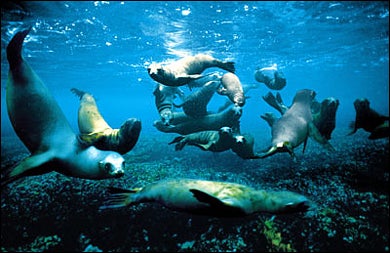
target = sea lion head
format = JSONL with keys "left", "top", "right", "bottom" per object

{"left": 219, "top": 126, "right": 233, "bottom": 137}
{"left": 321, "top": 97, "right": 339, "bottom": 117}
{"left": 234, "top": 93, "right": 245, "bottom": 107}
{"left": 353, "top": 98, "right": 370, "bottom": 112}
{"left": 293, "top": 89, "right": 316, "bottom": 105}
{"left": 98, "top": 152, "right": 125, "bottom": 178}
{"left": 148, "top": 62, "right": 173, "bottom": 84}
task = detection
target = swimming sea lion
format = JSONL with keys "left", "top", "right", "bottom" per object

{"left": 99, "top": 178, "right": 311, "bottom": 217}
{"left": 71, "top": 88, "right": 142, "bottom": 154}
{"left": 231, "top": 134, "right": 260, "bottom": 159}
{"left": 262, "top": 92, "right": 339, "bottom": 140}
{"left": 254, "top": 64, "right": 286, "bottom": 90}
{"left": 174, "top": 80, "right": 220, "bottom": 118}
{"left": 153, "top": 83, "right": 184, "bottom": 126}
{"left": 217, "top": 72, "right": 245, "bottom": 107}
{"left": 147, "top": 54, "right": 235, "bottom": 87}
{"left": 313, "top": 97, "right": 339, "bottom": 140}
{"left": 348, "top": 98, "right": 389, "bottom": 140}
{"left": 2, "top": 28, "right": 125, "bottom": 186}
{"left": 168, "top": 126, "right": 234, "bottom": 152}
{"left": 153, "top": 105, "right": 242, "bottom": 135}
{"left": 259, "top": 89, "right": 334, "bottom": 160}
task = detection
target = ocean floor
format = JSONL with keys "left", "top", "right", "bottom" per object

{"left": 1, "top": 128, "right": 389, "bottom": 252}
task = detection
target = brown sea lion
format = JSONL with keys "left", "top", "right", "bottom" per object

{"left": 168, "top": 127, "right": 234, "bottom": 152}
{"left": 348, "top": 98, "right": 389, "bottom": 140}
{"left": 254, "top": 64, "right": 286, "bottom": 90}
{"left": 259, "top": 89, "right": 334, "bottom": 160}
{"left": 147, "top": 54, "right": 235, "bottom": 87}
{"left": 99, "top": 178, "right": 311, "bottom": 216}
{"left": 174, "top": 80, "right": 220, "bottom": 118}
{"left": 153, "top": 105, "right": 242, "bottom": 135}
{"left": 153, "top": 83, "right": 184, "bottom": 126}
{"left": 2, "top": 28, "right": 125, "bottom": 186}
{"left": 217, "top": 72, "right": 245, "bottom": 107}
{"left": 71, "top": 88, "right": 142, "bottom": 155}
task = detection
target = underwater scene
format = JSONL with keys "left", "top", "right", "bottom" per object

{"left": 1, "top": 1, "right": 389, "bottom": 252}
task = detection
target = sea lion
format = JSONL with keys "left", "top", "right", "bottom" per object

{"left": 259, "top": 89, "right": 335, "bottom": 160}
{"left": 262, "top": 92, "right": 339, "bottom": 140}
{"left": 99, "top": 178, "right": 311, "bottom": 217}
{"left": 348, "top": 98, "right": 389, "bottom": 140}
{"left": 2, "top": 28, "right": 125, "bottom": 186}
{"left": 231, "top": 134, "right": 261, "bottom": 159}
{"left": 153, "top": 105, "right": 242, "bottom": 135}
{"left": 254, "top": 64, "right": 286, "bottom": 90}
{"left": 168, "top": 126, "right": 234, "bottom": 152}
{"left": 147, "top": 54, "right": 235, "bottom": 87}
{"left": 217, "top": 72, "right": 245, "bottom": 107}
{"left": 312, "top": 97, "right": 339, "bottom": 140}
{"left": 71, "top": 88, "right": 142, "bottom": 154}
{"left": 153, "top": 83, "right": 184, "bottom": 126}
{"left": 174, "top": 80, "right": 220, "bottom": 118}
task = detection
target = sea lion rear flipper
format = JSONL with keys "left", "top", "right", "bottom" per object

{"left": 99, "top": 187, "right": 139, "bottom": 210}
{"left": 219, "top": 61, "right": 235, "bottom": 73}
{"left": 70, "top": 88, "right": 87, "bottom": 99}
{"left": 1, "top": 152, "right": 55, "bottom": 187}
{"left": 308, "top": 122, "right": 335, "bottom": 152}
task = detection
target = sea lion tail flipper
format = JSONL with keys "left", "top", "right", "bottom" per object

{"left": 70, "top": 88, "right": 87, "bottom": 99}
{"left": 1, "top": 152, "right": 54, "bottom": 187}
{"left": 6, "top": 27, "right": 31, "bottom": 70}
{"left": 99, "top": 187, "right": 140, "bottom": 210}
{"left": 220, "top": 61, "right": 235, "bottom": 73}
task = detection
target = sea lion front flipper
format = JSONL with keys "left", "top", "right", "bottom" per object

{"left": 308, "top": 122, "right": 335, "bottom": 152}
{"left": 1, "top": 152, "right": 55, "bottom": 186}
{"left": 190, "top": 189, "right": 225, "bottom": 206}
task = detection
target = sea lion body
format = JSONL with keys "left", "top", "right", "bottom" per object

{"left": 153, "top": 83, "right": 184, "bottom": 125}
{"left": 313, "top": 97, "right": 339, "bottom": 140}
{"left": 174, "top": 80, "right": 220, "bottom": 118}
{"left": 153, "top": 105, "right": 242, "bottom": 135}
{"left": 147, "top": 54, "right": 235, "bottom": 87}
{"left": 71, "top": 88, "right": 141, "bottom": 154}
{"left": 3, "top": 29, "right": 125, "bottom": 186}
{"left": 168, "top": 127, "right": 234, "bottom": 152}
{"left": 100, "top": 178, "right": 310, "bottom": 216}
{"left": 260, "top": 89, "right": 334, "bottom": 159}
{"left": 348, "top": 98, "right": 389, "bottom": 139}
{"left": 217, "top": 72, "right": 245, "bottom": 107}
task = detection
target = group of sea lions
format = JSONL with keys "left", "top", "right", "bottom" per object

{"left": 2, "top": 28, "right": 311, "bottom": 217}
{"left": 2, "top": 28, "right": 388, "bottom": 218}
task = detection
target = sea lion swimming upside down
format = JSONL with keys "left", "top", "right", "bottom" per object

{"left": 147, "top": 54, "right": 235, "bottom": 87}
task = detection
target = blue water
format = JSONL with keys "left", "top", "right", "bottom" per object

{"left": 1, "top": 1, "right": 388, "bottom": 137}
{"left": 1, "top": 1, "right": 389, "bottom": 252}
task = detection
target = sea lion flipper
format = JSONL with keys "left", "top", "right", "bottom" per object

{"left": 99, "top": 187, "right": 139, "bottom": 210}
{"left": 1, "top": 152, "right": 54, "bottom": 187}
{"left": 6, "top": 27, "right": 32, "bottom": 71}
{"left": 70, "top": 88, "right": 87, "bottom": 99}
{"left": 190, "top": 189, "right": 227, "bottom": 206}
